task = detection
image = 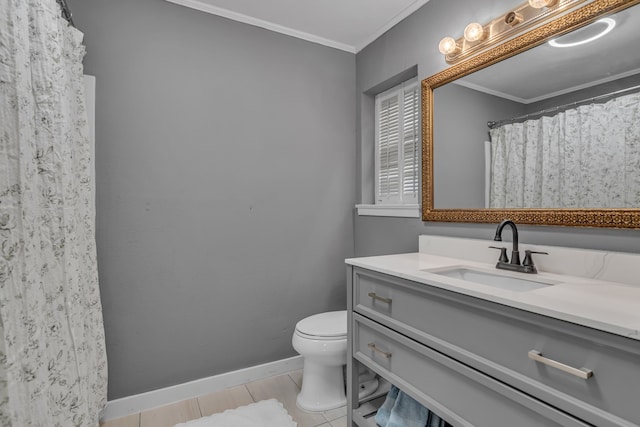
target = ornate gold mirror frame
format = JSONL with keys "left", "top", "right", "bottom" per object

{"left": 422, "top": 0, "right": 640, "bottom": 228}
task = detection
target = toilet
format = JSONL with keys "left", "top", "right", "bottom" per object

{"left": 292, "top": 310, "right": 378, "bottom": 412}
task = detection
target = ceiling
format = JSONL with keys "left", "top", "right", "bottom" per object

{"left": 456, "top": 5, "right": 640, "bottom": 103}
{"left": 165, "top": 0, "right": 431, "bottom": 53}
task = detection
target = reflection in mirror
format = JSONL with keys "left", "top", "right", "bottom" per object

{"left": 432, "top": 4, "right": 640, "bottom": 211}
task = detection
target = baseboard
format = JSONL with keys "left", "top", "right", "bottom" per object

{"left": 100, "top": 355, "right": 304, "bottom": 421}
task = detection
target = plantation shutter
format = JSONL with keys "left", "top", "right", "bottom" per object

{"left": 402, "top": 83, "right": 419, "bottom": 203}
{"left": 377, "top": 92, "right": 401, "bottom": 202}
{"left": 375, "top": 79, "right": 419, "bottom": 204}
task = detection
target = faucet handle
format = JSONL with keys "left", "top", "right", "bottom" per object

{"left": 489, "top": 246, "right": 509, "bottom": 263}
{"left": 523, "top": 250, "right": 548, "bottom": 267}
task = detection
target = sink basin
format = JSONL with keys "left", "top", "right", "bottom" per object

{"left": 425, "top": 266, "right": 560, "bottom": 292}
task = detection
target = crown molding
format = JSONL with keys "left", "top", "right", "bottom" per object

{"left": 166, "top": 0, "right": 431, "bottom": 53}
{"left": 165, "top": 0, "right": 356, "bottom": 53}
{"left": 354, "top": 0, "right": 430, "bottom": 52}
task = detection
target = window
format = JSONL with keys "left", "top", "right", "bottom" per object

{"left": 356, "top": 76, "right": 420, "bottom": 218}
{"left": 375, "top": 79, "right": 420, "bottom": 206}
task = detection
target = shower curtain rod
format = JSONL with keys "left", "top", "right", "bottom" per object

{"left": 56, "top": 0, "right": 75, "bottom": 26}
{"left": 487, "top": 82, "right": 640, "bottom": 129}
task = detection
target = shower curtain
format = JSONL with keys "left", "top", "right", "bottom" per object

{"left": 489, "top": 91, "right": 640, "bottom": 208}
{"left": 0, "top": 0, "right": 107, "bottom": 425}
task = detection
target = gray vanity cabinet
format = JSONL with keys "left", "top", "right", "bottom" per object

{"left": 346, "top": 266, "right": 640, "bottom": 427}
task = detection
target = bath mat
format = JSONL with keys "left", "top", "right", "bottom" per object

{"left": 174, "top": 399, "right": 297, "bottom": 427}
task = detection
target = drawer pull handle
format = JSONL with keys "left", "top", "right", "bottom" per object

{"left": 368, "top": 292, "right": 392, "bottom": 304}
{"left": 528, "top": 350, "right": 593, "bottom": 379}
{"left": 368, "top": 343, "right": 392, "bottom": 359}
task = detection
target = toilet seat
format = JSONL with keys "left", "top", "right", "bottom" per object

{"left": 294, "top": 330, "right": 346, "bottom": 341}
{"left": 295, "top": 311, "right": 347, "bottom": 340}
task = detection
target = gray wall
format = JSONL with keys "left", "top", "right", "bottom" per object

{"left": 69, "top": 0, "right": 356, "bottom": 399}
{"left": 525, "top": 73, "right": 640, "bottom": 114}
{"left": 355, "top": 0, "right": 639, "bottom": 257}
{"left": 434, "top": 84, "right": 526, "bottom": 208}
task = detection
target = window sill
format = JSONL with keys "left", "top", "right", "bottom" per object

{"left": 355, "top": 204, "right": 420, "bottom": 218}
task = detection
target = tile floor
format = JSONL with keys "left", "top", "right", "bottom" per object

{"left": 101, "top": 370, "right": 348, "bottom": 427}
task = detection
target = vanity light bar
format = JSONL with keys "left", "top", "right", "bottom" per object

{"left": 528, "top": 0, "right": 558, "bottom": 8}
{"left": 438, "top": 0, "right": 588, "bottom": 63}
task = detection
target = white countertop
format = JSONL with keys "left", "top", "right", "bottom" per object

{"left": 346, "top": 252, "right": 640, "bottom": 341}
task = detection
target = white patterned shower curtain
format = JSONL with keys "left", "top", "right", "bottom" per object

{"left": 0, "top": 0, "right": 107, "bottom": 425}
{"left": 489, "top": 91, "right": 640, "bottom": 209}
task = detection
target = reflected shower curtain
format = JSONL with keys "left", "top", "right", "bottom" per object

{"left": 489, "top": 91, "right": 640, "bottom": 208}
{"left": 0, "top": 0, "right": 107, "bottom": 425}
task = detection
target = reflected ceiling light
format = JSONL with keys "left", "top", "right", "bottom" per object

{"left": 464, "top": 22, "right": 486, "bottom": 42}
{"left": 438, "top": 37, "right": 460, "bottom": 55}
{"left": 548, "top": 17, "right": 616, "bottom": 48}
{"left": 528, "top": 0, "right": 557, "bottom": 8}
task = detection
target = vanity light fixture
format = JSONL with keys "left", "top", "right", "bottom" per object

{"left": 528, "top": 0, "right": 557, "bottom": 9}
{"left": 548, "top": 17, "right": 616, "bottom": 47}
{"left": 504, "top": 11, "right": 524, "bottom": 26}
{"left": 438, "top": 0, "right": 589, "bottom": 63}
{"left": 463, "top": 22, "right": 486, "bottom": 42}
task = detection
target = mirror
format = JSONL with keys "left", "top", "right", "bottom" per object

{"left": 422, "top": 0, "right": 640, "bottom": 228}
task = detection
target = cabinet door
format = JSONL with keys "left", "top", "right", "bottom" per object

{"left": 354, "top": 314, "right": 590, "bottom": 427}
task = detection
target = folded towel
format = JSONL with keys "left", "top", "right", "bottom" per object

{"left": 374, "top": 385, "right": 399, "bottom": 426}
{"left": 375, "top": 386, "right": 449, "bottom": 427}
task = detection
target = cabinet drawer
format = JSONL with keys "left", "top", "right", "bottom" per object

{"left": 353, "top": 268, "right": 640, "bottom": 427}
{"left": 353, "top": 314, "right": 588, "bottom": 427}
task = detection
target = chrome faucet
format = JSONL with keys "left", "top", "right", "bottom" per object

{"left": 490, "top": 219, "right": 547, "bottom": 274}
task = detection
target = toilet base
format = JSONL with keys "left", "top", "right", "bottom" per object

{"left": 357, "top": 377, "right": 379, "bottom": 400}
{"left": 296, "top": 365, "right": 380, "bottom": 412}
{"left": 296, "top": 362, "right": 346, "bottom": 412}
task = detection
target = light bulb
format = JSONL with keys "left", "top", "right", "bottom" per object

{"left": 528, "top": 0, "right": 557, "bottom": 8}
{"left": 464, "top": 22, "right": 485, "bottom": 42}
{"left": 438, "top": 37, "right": 459, "bottom": 55}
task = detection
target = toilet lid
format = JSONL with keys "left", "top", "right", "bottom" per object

{"left": 295, "top": 310, "right": 347, "bottom": 338}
